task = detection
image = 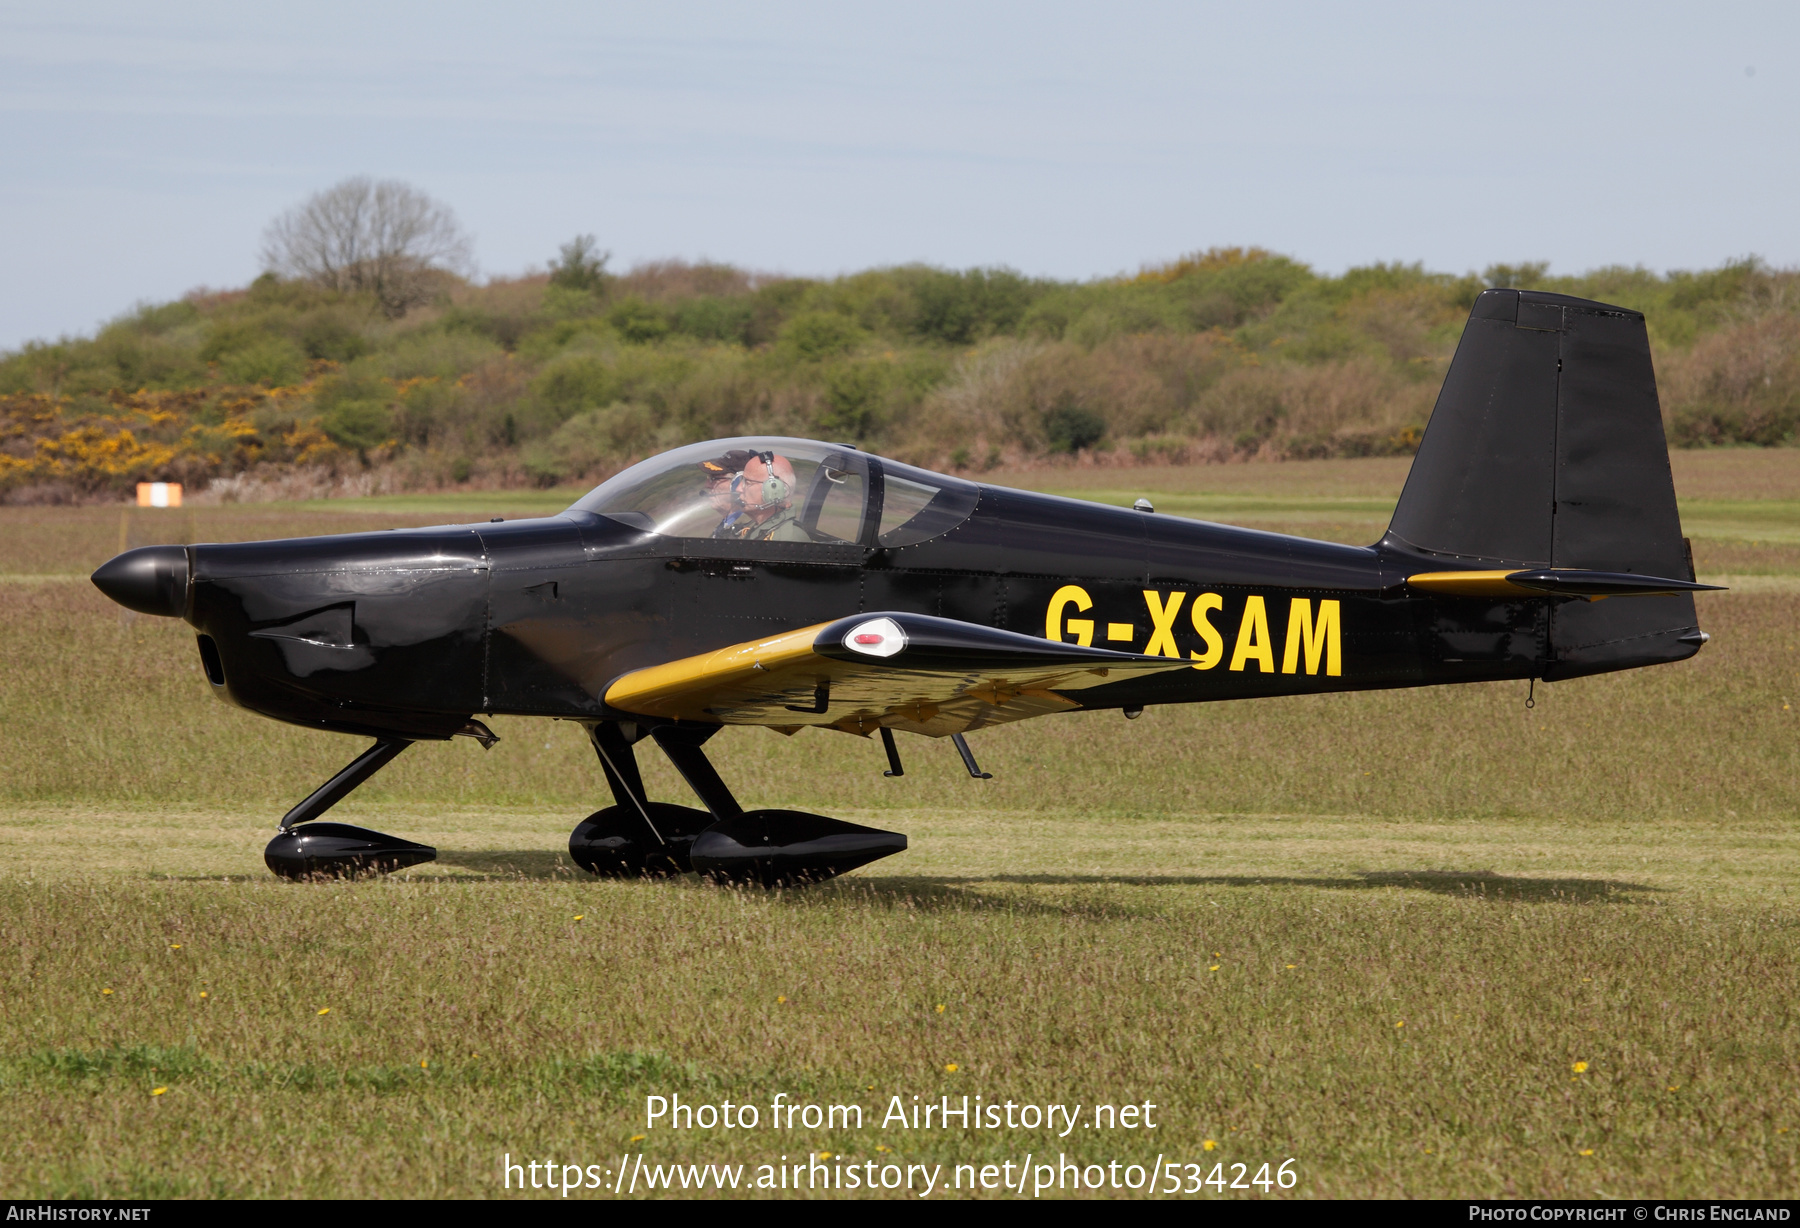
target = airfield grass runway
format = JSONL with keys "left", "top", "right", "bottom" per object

{"left": 0, "top": 452, "right": 1796, "bottom": 1199}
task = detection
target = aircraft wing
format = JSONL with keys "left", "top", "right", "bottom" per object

{"left": 603, "top": 611, "right": 1193, "bottom": 737}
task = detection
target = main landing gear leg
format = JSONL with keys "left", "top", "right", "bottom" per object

{"left": 568, "top": 721, "right": 712, "bottom": 878}
{"left": 263, "top": 738, "right": 436, "bottom": 879}
{"left": 647, "top": 724, "right": 908, "bottom": 887}
{"left": 649, "top": 724, "right": 744, "bottom": 820}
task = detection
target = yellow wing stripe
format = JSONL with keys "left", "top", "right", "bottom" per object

{"left": 604, "top": 622, "right": 830, "bottom": 712}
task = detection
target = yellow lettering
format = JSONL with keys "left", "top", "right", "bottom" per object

{"left": 1281, "top": 598, "right": 1341, "bottom": 676}
{"left": 1046, "top": 584, "right": 1094, "bottom": 647}
{"left": 1229, "top": 595, "right": 1273, "bottom": 672}
{"left": 1141, "top": 590, "right": 1185, "bottom": 657}
{"left": 1106, "top": 623, "right": 1134, "bottom": 642}
{"left": 1189, "top": 592, "right": 1224, "bottom": 669}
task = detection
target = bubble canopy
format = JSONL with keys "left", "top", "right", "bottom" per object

{"left": 568, "top": 438, "right": 980, "bottom": 548}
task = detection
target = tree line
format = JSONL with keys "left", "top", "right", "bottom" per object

{"left": 1, "top": 178, "right": 1794, "bottom": 501}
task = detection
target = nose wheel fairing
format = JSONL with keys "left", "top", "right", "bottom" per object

{"left": 261, "top": 738, "right": 438, "bottom": 880}
{"left": 265, "top": 822, "right": 436, "bottom": 879}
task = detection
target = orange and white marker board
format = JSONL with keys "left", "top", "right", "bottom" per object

{"left": 135, "top": 482, "right": 182, "bottom": 508}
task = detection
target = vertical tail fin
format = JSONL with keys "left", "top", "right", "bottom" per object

{"left": 1384, "top": 289, "right": 1703, "bottom": 679}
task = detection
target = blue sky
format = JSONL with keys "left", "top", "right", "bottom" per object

{"left": 2, "top": 1, "right": 1794, "bottom": 350}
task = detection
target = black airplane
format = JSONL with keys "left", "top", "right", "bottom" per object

{"left": 92, "top": 289, "right": 1720, "bottom": 884}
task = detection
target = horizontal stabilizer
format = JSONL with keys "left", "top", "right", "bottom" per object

{"left": 1407, "top": 569, "right": 1725, "bottom": 599}
{"left": 604, "top": 611, "right": 1192, "bottom": 736}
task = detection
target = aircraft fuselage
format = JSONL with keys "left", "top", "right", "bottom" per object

{"left": 176, "top": 483, "right": 1693, "bottom": 744}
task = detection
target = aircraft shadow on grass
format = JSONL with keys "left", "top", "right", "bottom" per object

{"left": 896, "top": 870, "right": 1664, "bottom": 905}
{"left": 147, "top": 857, "right": 1663, "bottom": 903}
{"left": 409, "top": 856, "right": 1080, "bottom": 916}
{"left": 431, "top": 850, "right": 582, "bottom": 880}
{"left": 149, "top": 852, "right": 580, "bottom": 884}
{"left": 421, "top": 854, "right": 1104, "bottom": 916}
{"left": 134, "top": 847, "right": 1669, "bottom": 911}
{"left": 416, "top": 855, "right": 1659, "bottom": 906}
{"left": 416, "top": 857, "right": 1663, "bottom": 912}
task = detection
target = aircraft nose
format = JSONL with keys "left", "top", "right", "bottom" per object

{"left": 91, "top": 545, "right": 190, "bottom": 618}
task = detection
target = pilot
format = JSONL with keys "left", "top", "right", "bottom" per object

{"left": 700, "top": 449, "right": 757, "bottom": 539}
{"left": 724, "top": 452, "right": 809, "bottom": 542}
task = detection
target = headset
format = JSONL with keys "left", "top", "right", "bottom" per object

{"left": 731, "top": 450, "right": 790, "bottom": 508}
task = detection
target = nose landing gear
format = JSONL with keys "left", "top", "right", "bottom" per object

{"left": 263, "top": 739, "right": 437, "bottom": 879}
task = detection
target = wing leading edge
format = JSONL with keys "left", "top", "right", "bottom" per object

{"left": 603, "top": 611, "right": 1193, "bottom": 737}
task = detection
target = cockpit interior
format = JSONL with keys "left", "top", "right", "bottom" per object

{"left": 569, "top": 437, "right": 980, "bottom": 547}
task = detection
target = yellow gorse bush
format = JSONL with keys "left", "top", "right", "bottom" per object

{"left": 0, "top": 381, "right": 351, "bottom": 496}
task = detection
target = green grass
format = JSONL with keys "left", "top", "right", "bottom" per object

{"left": 285, "top": 488, "right": 590, "bottom": 515}
{"left": 4, "top": 863, "right": 1799, "bottom": 1198}
{"left": 1673, "top": 501, "right": 1800, "bottom": 546}
{"left": 1003, "top": 449, "right": 1800, "bottom": 548}
{"left": 1, "top": 451, "right": 1798, "bottom": 1198}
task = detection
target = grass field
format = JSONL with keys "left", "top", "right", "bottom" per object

{"left": 1, "top": 451, "right": 1797, "bottom": 1199}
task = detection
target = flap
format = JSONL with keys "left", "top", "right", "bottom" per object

{"left": 603, "top": 611, "right": 1194, "bottom": 737}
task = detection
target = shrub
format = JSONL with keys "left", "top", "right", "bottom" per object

{"left": 1042, "top": 396, "right": 1107, "bottom": 453}
{"left": 440, "top": 280, "right": 545, "bottom": 351}
{"left": 521, "top": 402, "right": 663, "bottom": 484}
{"left": 1065, "top": 292, "right": 1180, "bottom": 347}
{"left": 197, "top": 323, "right": 308, "bottom": 385}
{"left": 778, "top": 311, "right": 864, "bottom": 362}
{"left": 671, "top": 297, "right": 756, "bottom": 344}
{"left": 125, "top": 300, "right": 202, "bottom": 334}
{"left": 1661, "top": 312, "right": 1800, "bottom": 445}
{"left": 1482, "top": 261, "right": 1550, "bottom": 289}
{"left": 899, "top": 266, "right": 1043, "bottom": 344}
{"left": 548, "top": 235, "right": 611, "bottom": 294}
{"left": 378, "top": 330, "right": 505, "bottom": 381}
{"left": 319, "top": 399, "right": 393, "bottom": 452}
{"left": 531, "top": 354, "right": 616, "bottom": 419}
{"left": 816, "top": 361, "right": 888, "bottom": 441}
{"left": 312, "top": 372, "right": 395, "bottom": 453}
{"left": 607, "top": 298, "right": 670, "bottom": 344}
{"left": 299, "top": 311, "right": 372, "bottom": 363}
{"left": 219, "top": 337, "right": 307, "bottom": 386}
{"left": 392, "top": 378, "right": 462, "bottom": 447}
